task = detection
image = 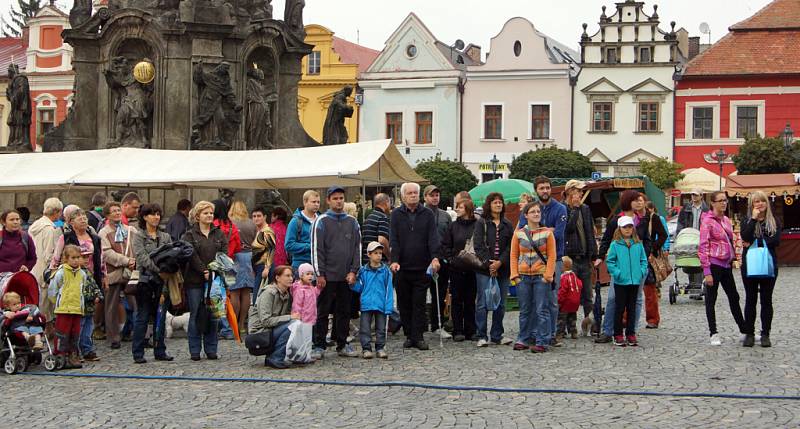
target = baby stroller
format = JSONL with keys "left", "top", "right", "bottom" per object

{"left": 0, "top": 271, "right": 56, "bottom": 374}
{"left": 668, "top": 228, "right": 704, "bottom": 304}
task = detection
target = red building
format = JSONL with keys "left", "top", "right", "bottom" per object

{"left": 674, "top": 0, "right": 800, "bottom": 177}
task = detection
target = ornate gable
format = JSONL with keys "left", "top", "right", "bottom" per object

{"left": 366, "top": 13, "right": 453, "bottom": 73}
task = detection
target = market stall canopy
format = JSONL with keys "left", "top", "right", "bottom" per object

{"left": 0, "top": 139, "right": 424, "bottom": 192}
{"left": 724, "top": 173, "right": 800, "bottom": 197}
{"left": 469, "top": 179, "right": 534, "bottom": 204}
{"left": 551, "top": 177, "right": 666, "bottom": 216}
{"left": 674, "top": 168, "right": 724, "bottom": 193}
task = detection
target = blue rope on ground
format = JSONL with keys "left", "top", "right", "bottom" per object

{"left": 21, "top": 371, "right": 800, "bottom": 401}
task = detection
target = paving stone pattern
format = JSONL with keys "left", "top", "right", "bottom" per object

{"left": 5, "top": 268, "right": 800, "bottom": 428}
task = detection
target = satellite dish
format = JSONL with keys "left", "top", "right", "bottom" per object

{"left": 699, "top": 22, "right": 710, "bottom": 35}
{"left": 454, "top": 39, "right": 465, "bottom": 51}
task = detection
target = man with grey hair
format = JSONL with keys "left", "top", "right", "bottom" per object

{"left": 29, "top": 197, "right": 64, "bottom": 324}
{"left": 390, "top": 182, "right": 441, "bottom": 350}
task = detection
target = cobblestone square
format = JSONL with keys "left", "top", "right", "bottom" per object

{"left": 5, "top": 268, "right": 799, "bottom": 428}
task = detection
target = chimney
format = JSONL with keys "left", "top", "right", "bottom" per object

{"left": 688, "top": 36, "right": 700, "bottom": 60}
{"left": 465, "top": 44, "right": 482, "bottom": 63}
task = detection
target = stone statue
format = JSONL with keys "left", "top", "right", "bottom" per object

{"left": 322, "top": 85, "right": 354, "bottom": 145}
{"left": 5, "top": 64, "right": 32, "bottom": 152}
{"left": 69, "top": 0, "right": 92, "bottom": 27}
{"left": 191, "top": 60, "right": 242, "bottom": 150}
{"left": 104, "top": 56, "right": 153, "bottom": 148}
{"left": 284, "top": 0, "right": 305, "bottom": 39}
{"left": 245, "top": 67, "right": 278, "bottom": 150}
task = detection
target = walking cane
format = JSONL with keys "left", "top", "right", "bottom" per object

{"left": 432, "top": 272, "right": 444, "bottom": 348}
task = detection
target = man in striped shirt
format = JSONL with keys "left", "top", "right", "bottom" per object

{"left": 362, "top": 193, "right": 392, "bottom": 265}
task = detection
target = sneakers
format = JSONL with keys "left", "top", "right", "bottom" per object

{"left": 626, "top": 335, "right": 638, "bottom": 346}
{"left": 376, "top": 349, "right": 388, "bottom": 359}
{"left": 266, "top": 359, "right": 290, "bottom": 369}
{"left": 595, "top": 334, "right": 612, "bottom": 344}
{"left": 83, "top": 352, "right": 100, "bottom": 362}
{"left": 710, "top": 333, "right": 722, "bottom": 346}
{"left": 613, "top": 335, "right": 627, "bottom": 347}
{"left": 513, "top": 342, "right": 528, "bottom": 351}
{"left": 476, "top": 339, "right": 489, "bottom": 348}
{"left": 206, "top": 353, "right": 218, "bottom": 360}
{"left": 311, "top": 348, "right": 324, "bottom": 360}
{"left": 415, "top": 340, "right": 429, "bottom": 350}
{"left": 362, "top": 350, "right": 374, "bottom": 359}
{"left": 530, "top": 345, "right": 547, "bottom": 353}
{"left": 761, "top": 335, "right": 772, "bottom": 348}
{"left": 190, "top": 354, "right": 201, "bottom": 361}
{"left": 645, "top": 323, "right": 658, "bottom": 329}
{"left": 492, "top": 337, "right": 514, "bottom": 346}
{"left": 433, "top": 329, "right": 452, "bottom": 339}
{"left": 743, "top": 334, "right": 755, "bottom": 347}
{"left": 337, "top": 344, "right": 358, "bottom": 357}
{"left": 133, "top": 357, "right": 147, "bottom": 364}
{"left": 453, "top": 335, "right": 466, "bottom": 342}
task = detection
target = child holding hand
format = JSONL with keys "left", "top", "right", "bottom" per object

{"left": 291, "top": 263, "right": 321, "bottom": 324}
{"left": 352, "top": 242, "right": 393, "bottom": 359}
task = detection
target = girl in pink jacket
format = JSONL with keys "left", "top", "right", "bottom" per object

{"left": 291, "top": 263, "right": 320, "bottom": 324}
{"left": 698, "top": 191, "right": 745, "bottom": 346}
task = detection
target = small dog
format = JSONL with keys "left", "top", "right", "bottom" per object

{"left": 581, "top": 316, "right": 594, "bottom": 337}
{"left": 165, "top": 312, "right": 190, "bottom": 338}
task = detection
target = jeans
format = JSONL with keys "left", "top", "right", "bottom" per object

{"left": 743, "top": 277, "right": 776, "bottom": 336}
{"left": 570, "top": 256, "right": 594, "bottom": 317}
{"left": 705, "top": 264, "right": 745, "bottom": 336}
{"left": 359, "top": 311, "right": 387, "bottom": 351}
{"left": 602, "top": 278, "right": 645, "bottom": 336}
{"left": 187, "top": 287, "right": 218, "bottom": 357}
{"left": 428, "top": 265, "right": 448, "bottom": 331}
{"left": 515, "top": 275, "right": 551, "bottom": 347}
{"left": 79, "top": 314, "right": 95, "bottom": 356}
{"left": 613, "top": 284, "right": 638, "bottom": 336}
{"left": 312, "top": 281, "right": 352, "bottom": 350}
{"left": 266, "top": 321, "right": 291, "bottom": 366}
{"left": 121, "top": 295, "right": 136, "bottom": 339}
{"left": 549, "top": 260, "right": 563, "bottom": 336}
{"left": 396, "top": 270, "right": 429, "bottom": 342}
{"left": 475, "top": 273, "right": 509, "bottom": 342}
{"left": 449, "top": 269, "right": 476, "bottom": 338}
{"left": 253, "top": 264, "right": 265, "bottom": 299}
{"left": 219, "top": 316, "right": 234, "bottom": 338}
{"left": 132, "top": 286, "right": 169, "bottom": 359}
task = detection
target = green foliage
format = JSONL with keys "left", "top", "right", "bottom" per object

{"left": 2, "top": 0, "right": 42, "bottom": 37}
{"left": 414, "top": 154, "right": 478, "bottom": 207}
{"left": 639, "top": 157, "right": 685, "bottom": 190}
{"left": 509, "top": 147, "right": 593, "bottom": 182}
{"left": 732, "top": 136, "right": 800, "bottom": 175}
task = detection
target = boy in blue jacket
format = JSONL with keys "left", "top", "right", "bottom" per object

{"left": 605, "top": 216, "right": 648, "bottom": 347}
{"left": 352, "top": 241, "right": 394, "bottom": 359}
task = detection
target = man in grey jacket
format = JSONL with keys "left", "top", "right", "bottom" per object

{"left": 311, "top": 185, "right": 362, "bottom": 359}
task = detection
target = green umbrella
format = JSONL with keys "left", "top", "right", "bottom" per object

{"left": 469, "top": 179, "right": 534, "bottom": 204}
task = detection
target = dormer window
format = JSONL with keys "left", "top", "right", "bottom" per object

{"left": 605, "top": 48, "right": 618, "bottom": 64}
{"left": 639, "top": 47, "right": 652, "bottom": 63}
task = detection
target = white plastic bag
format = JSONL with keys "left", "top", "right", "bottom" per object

{"left": 285, "top": 320, "right": 314, "bottom": 363}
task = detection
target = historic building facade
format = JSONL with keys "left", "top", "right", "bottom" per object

{"left": 573, "top": 0, "right": 682, "bottom": 177}
{"left": 358, "top": 13, "right": 479, "bottom": 166}
{"left": 462, "top": 17, "right": 578, "bottom": 182}
{"left": 674, "top": 0, "right": 800, "bottom": 177}
{"left": 298, "top": 24, "right": 378, "bottom": 144}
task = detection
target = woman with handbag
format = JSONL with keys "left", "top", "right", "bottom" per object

{"left": 473, "top": 192, "right": 514, "bottom": 348}
{"left": 641, "top": 197, "right": 668, "bottom": 329}
{"left": 248, "top": 265, "right": 296, "bottom": 369}
{"left": 131, "top": 204, "right": 174, "bottom": 363}
{"left": 441, "top": 199, "right": 478, "bottom": 342}
{"left": 740, "top": 191, "right": 781, "bottom": 348}
{"left": 510, "top": 201, "right": 556, "bottom": 353}
{"left": 699, "top": 191, "right": 745, "bottom": 347}
{"left": 99, "top": 201, "right": 136, "bottom": 349}
{"left": 182, "top": 201, "right": 229, "bottom": 361}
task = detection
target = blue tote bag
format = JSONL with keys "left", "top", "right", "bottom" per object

{"left": 745, "top": 238, "right": 775, "bottom": 279}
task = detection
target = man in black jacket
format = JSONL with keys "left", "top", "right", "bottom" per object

{"left": 423, "top": 185, "right": 452, "bottom": 338}
{"left": 563, "top": 180, "right": 598, "bottom": 325}
{"left": 390, "top": 183, "right": 441, "bottom": 350}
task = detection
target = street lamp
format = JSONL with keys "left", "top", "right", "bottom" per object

{"left": 710, "top": 147, "right": 728, "bottom": 191}
{"left": 490, "top": 153, "right": 499, "bottom": 181}
{"left": 783, "top": 122, "right": 795, "bottom": 150}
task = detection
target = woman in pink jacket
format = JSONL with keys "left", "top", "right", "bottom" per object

{"left": 698, "top": 191, "right": 745, "bottom": 346}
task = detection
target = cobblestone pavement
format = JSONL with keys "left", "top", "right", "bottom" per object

{"left": 5, "top": 268, "right": 800, "bottom": 428}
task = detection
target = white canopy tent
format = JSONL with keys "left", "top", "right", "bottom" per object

{"left": 0, "top": 139, "right": 425, "bottom": 192}
{"left": 674, "top": 167, "right": 725, "bottom": 194}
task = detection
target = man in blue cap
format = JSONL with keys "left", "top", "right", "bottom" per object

{"left": 311, "top": 185, "right": 362, "bottom": 359}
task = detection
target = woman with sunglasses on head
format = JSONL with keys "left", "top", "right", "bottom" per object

{"left": 698, "top": 191, "right": 745, "bottom": 346}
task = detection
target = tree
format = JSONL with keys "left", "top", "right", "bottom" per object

{"left": 509, "top": 147, "right": 594, "bottom": 182}
{"left": 2, "top": 0, "right": 42, "bottom": 38}
{"left": 639, "top": 157, "right": 685, "bottom": 190}
{"left": 414, "top": 154, "right": 478, "bottom": 208}
{"left": 732, "top": 136, "right": 800, "bottom": 175}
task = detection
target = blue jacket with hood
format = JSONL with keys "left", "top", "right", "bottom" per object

{"left": 352, "top": 263, "right": 393, "bottom": 314}
{"left": 285, "top": 208, "right": 318, "bottom": 269}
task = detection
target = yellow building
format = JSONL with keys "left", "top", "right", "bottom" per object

{"left": 299, "top": 24, "right": 379, "bottom": 144}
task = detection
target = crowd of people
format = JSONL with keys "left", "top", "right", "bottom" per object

{"left": 0, "top": 178, "right": 782, "bottom": 370}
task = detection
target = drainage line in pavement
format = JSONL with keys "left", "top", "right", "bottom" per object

{"left": 22, "top": 372, "right": 800, "bottom": 401}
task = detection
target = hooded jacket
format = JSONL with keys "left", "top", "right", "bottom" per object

{"left": 605, "top": 238, "right": 649, "bottom": 286}
{"left": 353, "top": 263, "right": 393, "bottom": 314}
{"left": 698, "top": 211, "right": 735, "bottom": 276}
{"left": 285, "top": 209, "right": 318, "bottom": 269}
{"left": 311, "top": 209, "right": 361, "bottom": 282}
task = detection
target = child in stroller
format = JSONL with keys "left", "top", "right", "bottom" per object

{"left": 2, "top": 291, "right": 45, "bottom": 350}
{"left": 0, "top": 270, "right": 53, "bottom": 374}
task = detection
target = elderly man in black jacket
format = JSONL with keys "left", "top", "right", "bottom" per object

{"left": 390, "top": 182, "right": 441, "bottom": 350}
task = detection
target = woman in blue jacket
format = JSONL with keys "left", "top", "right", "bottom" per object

{"left": 605, "top": 216, "right": 649, "bottom": 348}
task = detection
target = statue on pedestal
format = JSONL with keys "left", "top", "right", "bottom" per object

{"left": 245, "top": 66, "right": 278, "bottom": 150}
{"left": 322, "top": 85, "right": 354, "bottom": 146}
{"left": 284, "top": 0, "right": 305, "bottom": 39}
{"left": 5, "top": 64, "right": 32, "bottom": 152}
{"left": 104, "top": 56, "right": 153, "bottom": 148}
{"left": 191, "top": 61, "right": 242, "bottom": 150}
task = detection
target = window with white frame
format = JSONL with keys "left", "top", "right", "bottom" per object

{"left": 638, "top": 102, "right": 659, "bottom": 132}
{"left": 307, "top": 51, "right": 321, "bottom": 75}
{"left": 530, "top": 104, "right": 550, "bottom": 139}
{"left": 37, "top": 108, "right": 55, "bottom": 140}
{"left": 736, "top": 106, "right": 758, "bottom": 139}
{"left": 483, "top": 105, "right": 503, "bottom": 139}
{"left": 692, "top": 107, "right": 714, "bottom": 139}
{"left": 592, "top": 102, "right": 613, "bottom": 132}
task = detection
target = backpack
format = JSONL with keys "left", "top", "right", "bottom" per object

{"left": 0, "top": 229, "right": 30, "bottom": 254}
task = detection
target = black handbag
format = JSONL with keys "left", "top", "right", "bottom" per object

{"left": 194, "top": 280, "right": 214, "bottom": 334}
{"left": 244, "top": 331, "right": 273, "bottom": 356}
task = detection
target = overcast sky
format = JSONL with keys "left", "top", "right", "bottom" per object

{"left": 13, "top": 0, "right": 772, "bottom": 53}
